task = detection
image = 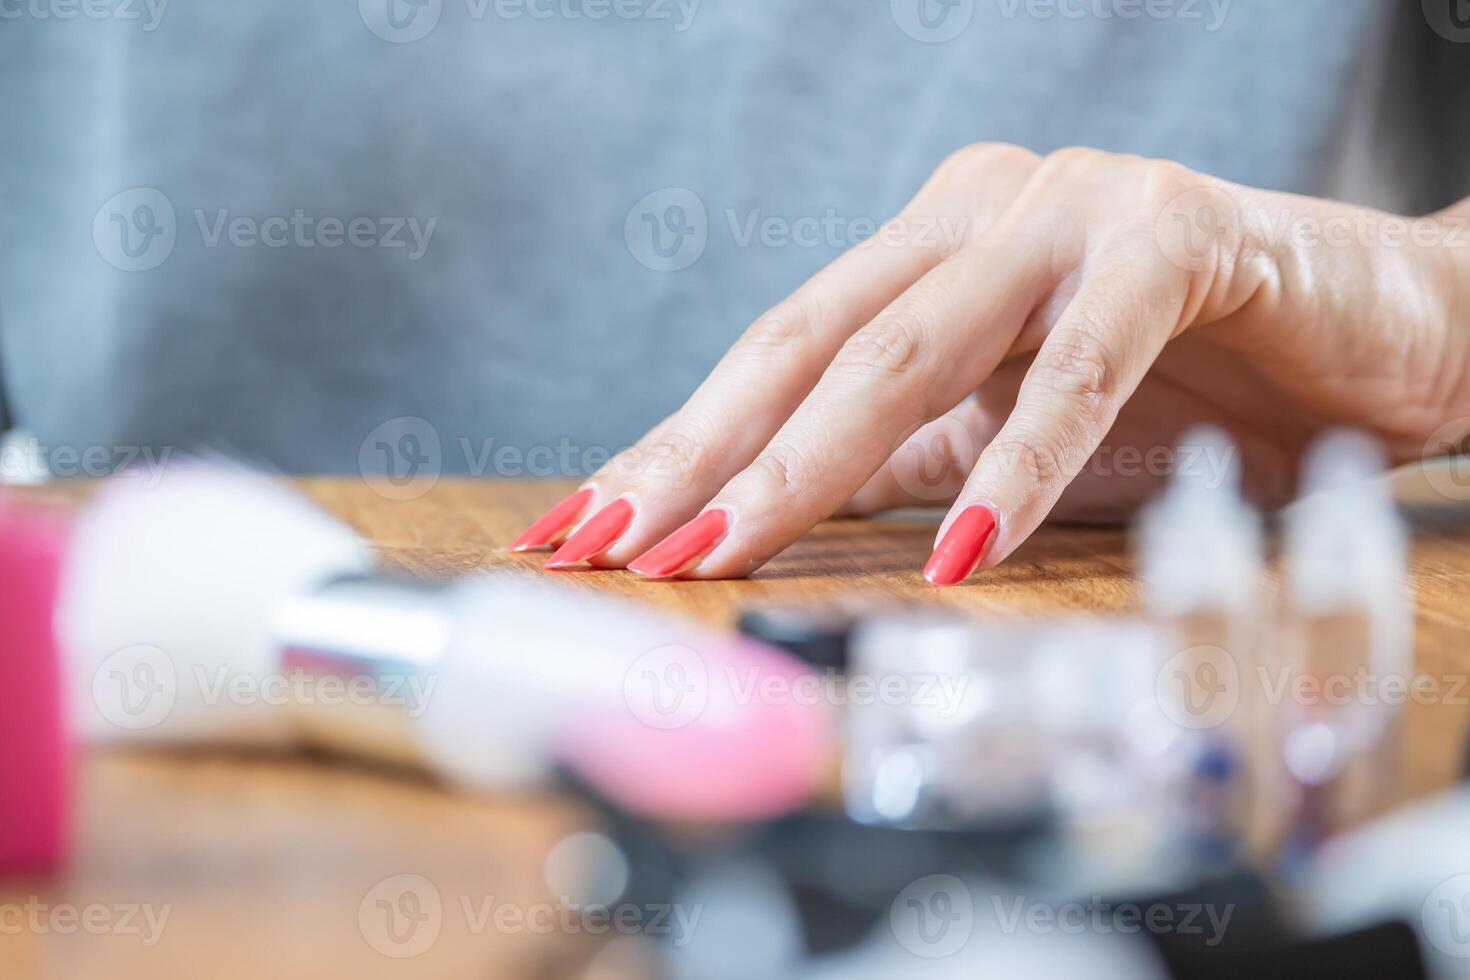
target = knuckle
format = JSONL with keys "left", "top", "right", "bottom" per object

{"left": 937, "top": 142, "right": 1039, "bottom": 180}
{"left": 639, "top": 420, "right": 713, "bottom": 487}
{"left": 738, "top": 303, "right": 813, "bottom": 355}
{"left": 750, "top": 443, "right": 810, "bottom": 495}
{"left": 1030, "top": 327, "right": 1115, "bottom": 412}
{"left": 1137, "top": 157, "right": 1207, "bottom": 202}
{"left": 987, "top": 434, "right": 1065, "bottom": 488}
{"left": 835, "top": 311, "right": 928, "bottom": 382}
{"left": 1037, "top": 145, "right": 1111, "bottom": 179}
{"left": 1152, "top": 173, "right": 1244, "bottom": 271}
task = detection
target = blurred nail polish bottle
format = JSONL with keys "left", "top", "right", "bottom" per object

{"left": 58, "top": 467, "right": 833, "bottom": 825}
{"left": 1136, "top": 426, "right": 1266, "bottom": 870}
{"left": 841, "top": 614, "right": 1187, "bottom": 892}
{"left": 1279, "top": 429, "right": 1410, "bottom": 862}
{"left": 841, "top": 615, "right": 1056, "bottom": 833}
{"left": 0, "top": 496, "right": 72, "bottom": 875}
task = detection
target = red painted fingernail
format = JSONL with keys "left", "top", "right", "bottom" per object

{"left": 628, "top": 509, "right": 729, "bottom": 578}
{"left": 546, "top": 498, "right": 636, "bottom": 569}
{"left": 508, "top": 487, "right": 595, "bottom": 552}
{"left": 923, "top": 505, "right": 998, "bottom": 586}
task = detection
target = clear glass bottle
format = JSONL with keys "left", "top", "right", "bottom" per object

{"left": 1136, "top": 426, "right": 1267, "bottom": 870}
{"left": 1279, "top": 429, "right": 1410, "bottom": 860}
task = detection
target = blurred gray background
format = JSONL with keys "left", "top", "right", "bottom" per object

{"left": 3, "top": 0, "right": 1469, "bottom": 479}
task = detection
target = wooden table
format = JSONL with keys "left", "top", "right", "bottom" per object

{"left": 2, "top": 475, "right": 1469, "bottom": 979}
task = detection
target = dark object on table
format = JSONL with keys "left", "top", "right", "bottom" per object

{"left": 737, "top": 604, "right": 857, "bottom": 671}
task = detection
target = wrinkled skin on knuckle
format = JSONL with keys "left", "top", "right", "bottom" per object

{"left": 636, "top": 420, "right": 714, "bottom": 488}
{"left": 736, "top": 438, "right": 835, "bottom": 514}
{"left": 1030, "top": 326, "right": 1116, "bottom": 417}
{"left": 736, "top": 419, "right": 845, "bottom": 509}
{"left": 834, "top": 318, "right": 923, "bottom": 390}
{"left": 985, "top": 433, "right": 1066, "bottom": 490}
{"left": 737, "top": 303, "right": 813, "bottom": 357}
{"left": 834, "top": 311, "right": 928, "bottom": 385}
{"left": 750, "top": 447, "right": 805, "bottom": 495}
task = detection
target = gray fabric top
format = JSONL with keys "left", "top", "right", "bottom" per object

{"left": 3, "top": 0, "right": 1469, "bottom": 478}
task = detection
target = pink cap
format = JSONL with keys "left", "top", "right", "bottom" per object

{"left": 0, "top": 495, "right": 73, "bottom": 874}
{"left": 559, "top": 637, "right": 834, "bottom": 822}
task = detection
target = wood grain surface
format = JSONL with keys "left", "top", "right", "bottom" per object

{"left": 2, "top": 474, "right": 1469, "bottom": 979}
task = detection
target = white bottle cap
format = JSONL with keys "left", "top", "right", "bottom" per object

{"left": 1286, "top": 428, "right": 1406, "bottom": 614}
{"left": 1137, "top": 426, "right": 1264, "bottom": 617}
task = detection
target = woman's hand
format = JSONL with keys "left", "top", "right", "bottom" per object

{"left": 512, "top": 144, "right": 1470, "bottom": 583}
